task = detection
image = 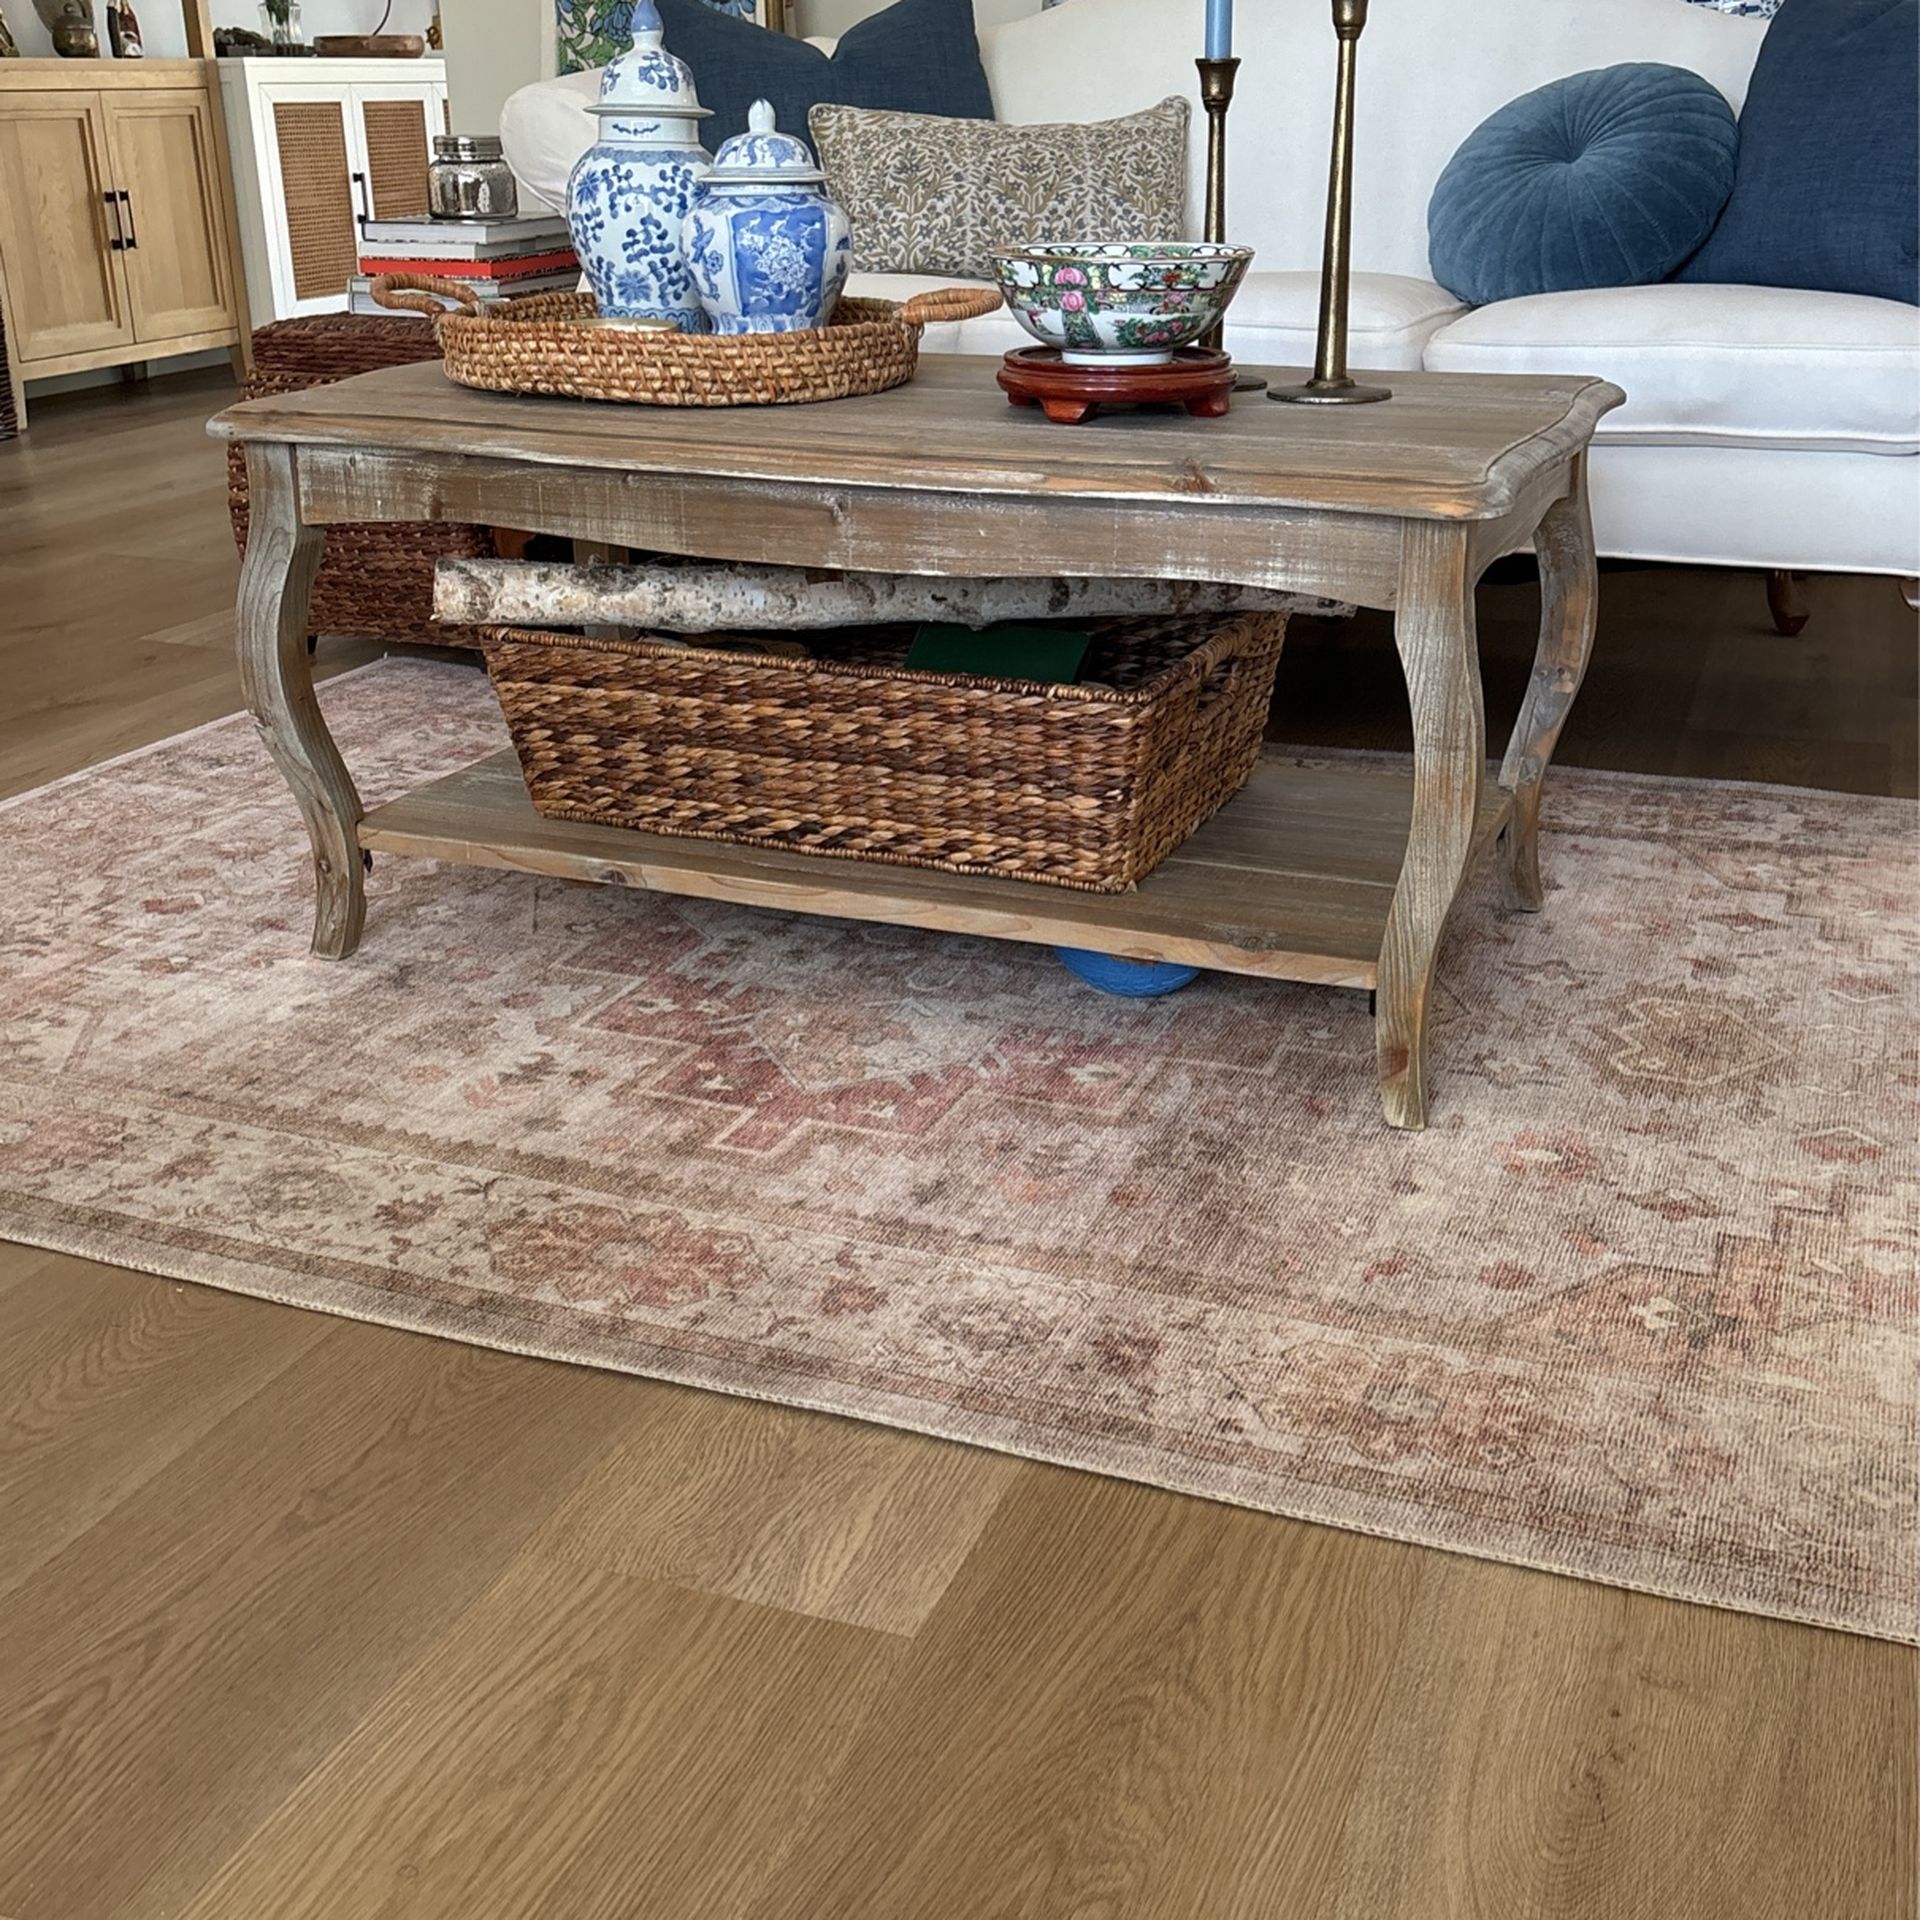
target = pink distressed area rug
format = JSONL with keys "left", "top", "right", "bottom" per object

{"left": 2, "top": 660, "right": 1915, "bottom": 1641}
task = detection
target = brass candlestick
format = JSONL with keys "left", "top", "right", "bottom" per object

{"left": 1196, "top": 55, "right": 1265, "bottom": 390}
{"left": 1270, "top": 0, "right": 1391, "bottom": 405}
{"left": 1196, "top": 55, "right": 1237, "bottom": 351}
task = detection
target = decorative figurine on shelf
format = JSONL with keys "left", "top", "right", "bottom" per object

{"left": 683, "top": 100, "right": 850, "bottom": 334}
{"left": 566, "top": 0, "right": 711, "bottom": 329}
{"left": 0, "top": 6, "right": 19, "bottom": 55}
{"left": 35, "top": 0, "right": 98, "bottom": 54}
{"left": 105, "top": 0, "right": 142, "bottom": 56}
{"left": 52, "top": 0, "right": 96, "bottom": 52}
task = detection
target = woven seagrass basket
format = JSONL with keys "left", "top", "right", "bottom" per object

{"left": 477, "top": 612, "right": 1289, "bottom": 893}
{"left": 369, "top": 275, "right": 1003, "bottom": 406}
{"left": 227, "top": 316, "right": 492, "bottom": 645}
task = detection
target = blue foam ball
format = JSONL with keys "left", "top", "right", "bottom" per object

{"left": 1055, "top": 947, "right": 1200, "bottom": 997}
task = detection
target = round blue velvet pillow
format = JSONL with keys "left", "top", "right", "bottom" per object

{"left": 1428, "top": 64, "right": 1738, "bottom": 307}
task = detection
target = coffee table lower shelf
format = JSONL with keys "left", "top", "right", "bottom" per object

{"left": 359, "top": 748, "right": 1514, "bottom": 991}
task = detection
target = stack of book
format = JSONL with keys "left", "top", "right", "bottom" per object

{"left": 351, "top": 213, "right": 580, "bottom": 316}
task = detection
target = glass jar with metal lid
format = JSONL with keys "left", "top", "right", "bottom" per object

{"left": 429, "top": 134, "right": 519, "bottom": 222}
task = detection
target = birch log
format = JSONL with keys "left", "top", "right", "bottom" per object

{"left": 433, "top": 559, "right": 1334, "bottom": 633}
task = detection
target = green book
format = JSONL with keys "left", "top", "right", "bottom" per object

{"left": 903, "top": 622, "right": 1092, "bottom": 685}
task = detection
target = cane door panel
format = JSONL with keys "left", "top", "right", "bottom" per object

{"left": 260, "top": 87, "right": 358, "bottom": 312}
{"left": 351, "top": 86, "right": 433, "bottom": 222}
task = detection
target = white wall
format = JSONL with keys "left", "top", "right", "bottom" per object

{"left": 6, "top": 0, "right": 435, "bottom": 62}
{"left": 442, "top": 0, "right": 553, "bottom": 137}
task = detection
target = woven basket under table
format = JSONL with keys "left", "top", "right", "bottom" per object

{"left": 478, "top": 611, "right": 1289, "bottom": 894}
{"left": 227, "top": 316, "right": 493, "bottom": 646}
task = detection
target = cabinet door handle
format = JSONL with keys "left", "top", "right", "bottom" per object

{"left": 117, "top": 189, "right": 139, "bottom": 250}
{"left": 103, "top": 189, "right": 126, "bottom": 251}
{"left": 351, "top": 169, "right": 372, "bottom": 227}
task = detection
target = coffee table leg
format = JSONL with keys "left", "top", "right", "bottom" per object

{"left": 235, "top": 442, "right": 367, "bottom": 959}
{"left": 1377, "top": 522, "right": 1486, "bottom": 1130}
{"left": 1499, "top": 454, "right": 1597, "bottom": 911}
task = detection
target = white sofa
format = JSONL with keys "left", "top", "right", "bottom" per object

{"left": 502, "top": 0, "right": 1920, "bottom": 581}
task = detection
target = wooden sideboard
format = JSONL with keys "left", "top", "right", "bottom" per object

{"left": 0, "top": 11, "right": 250, "bottom": 430}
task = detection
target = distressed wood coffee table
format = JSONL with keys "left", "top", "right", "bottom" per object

{"left": 212, "top": 357, "right": 1621, "bottom": 1129}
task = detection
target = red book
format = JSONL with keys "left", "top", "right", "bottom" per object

{"left": 356, "top": 249, "right": 578, "bottom": 281}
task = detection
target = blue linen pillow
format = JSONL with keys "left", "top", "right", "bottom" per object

{"left": 1427, "top": 65, "right": 1738, "bottom": 308}
{"left": 1679, "top": 0, "right": 1918, "bottom": 305}
{"left": 655, "top": 0, "right": 994, "bottom": 156}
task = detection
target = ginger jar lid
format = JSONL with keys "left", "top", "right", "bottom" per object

{"left": 591, "top": 0, "right": 711, "bottom": 120}
{"left": 707, "top": 99, "right": 824, "bottom": 184}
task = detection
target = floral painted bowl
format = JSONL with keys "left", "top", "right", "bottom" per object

{"left": 991, "top": 241, "right": 1254, "bottom": 367}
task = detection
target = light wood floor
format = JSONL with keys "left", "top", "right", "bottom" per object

{"left": 2, "top": 370, "right": 1915, "bottom": 1920}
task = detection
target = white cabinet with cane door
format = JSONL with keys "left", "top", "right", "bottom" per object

{"left": 0, "top": 64, "right": 248, "bottom": 424}
{"left": 218, "top": 57, "right": 449, "bottom": 326}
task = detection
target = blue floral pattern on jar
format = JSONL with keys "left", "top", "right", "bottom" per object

{"left": 564, "top": 1, "right": 713, "bottom": 329}
{"left": 680, "top": 100, "right": 852, "bottom": 334}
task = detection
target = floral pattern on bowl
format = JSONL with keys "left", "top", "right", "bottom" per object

{"left": 992, "top": 241, "right": 1254, "bottom": 366}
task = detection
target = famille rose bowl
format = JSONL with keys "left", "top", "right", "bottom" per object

{"left": 992, "top": 241, "right": 1254, "bottom": 366}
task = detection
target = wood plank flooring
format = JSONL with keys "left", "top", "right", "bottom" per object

{"left": 1, "top": 368, "right": 1914, "bottom": 1920}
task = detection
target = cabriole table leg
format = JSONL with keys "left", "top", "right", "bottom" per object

{"left": 1375, "top": 520, "right": 1487, "bottom": 1131}
{"left": 235, "top": 441, "right": 368, "bottom": 958}
{"left": 1500, "top": 454, "right": 1598, "bottom": 912}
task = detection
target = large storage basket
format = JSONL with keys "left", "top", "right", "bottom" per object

{"left": 227, "top": 316, "right": 493, "bottom": 645}
{"left": 478, "top": 612, "right": 1288, "bottom": 893}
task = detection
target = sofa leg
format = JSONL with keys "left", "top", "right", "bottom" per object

{"left": 1901, "top": 579, "right": 1919, "bottom": 614}
{"left": 1766, "top": 570, "right": 1810, "bottom": 637}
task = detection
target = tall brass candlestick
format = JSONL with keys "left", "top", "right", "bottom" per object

{"left": 1196, "top": 54, "right": 1265, "bottom": 390}
{"left": 1270, "top": 0, "right": 1391, "bottom": 405}
{"left": 1196, "top": 55, "right": 1238, "bottom": 352}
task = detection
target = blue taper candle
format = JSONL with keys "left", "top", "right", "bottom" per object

{"left": 1205, "top": 0, "right": 1232, "bottom": 61}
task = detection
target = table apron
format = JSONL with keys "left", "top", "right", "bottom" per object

{"left": 292, "top": 446, "right": 1417, "bottom": 609}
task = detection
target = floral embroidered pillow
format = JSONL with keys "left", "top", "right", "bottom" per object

{"left": 808, "top": 98, "right": 1191, "bottom": 282}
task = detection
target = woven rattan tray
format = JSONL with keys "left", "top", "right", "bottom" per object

{"left": 369, "top": 275, "right": 1003, "bottom": 407}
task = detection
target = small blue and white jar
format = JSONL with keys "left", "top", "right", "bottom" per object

{"left": 565, "top": 0, "right": 711, "bottom": 329}
{"left": 682, "top": 100, "right": 851, "bottom": 335}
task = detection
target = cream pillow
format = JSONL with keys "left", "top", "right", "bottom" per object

{"left": 808, "top": 97, "right": 1191, "bottom": 282}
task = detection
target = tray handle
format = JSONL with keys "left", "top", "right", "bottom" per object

{"left": 368, "top": 272, "right": 486, "bottom": 319}
{"left": 900, "top": 287, "right": 1004, "bottom": 329}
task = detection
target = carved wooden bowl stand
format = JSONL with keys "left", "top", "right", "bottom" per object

{"left": 997, "top": 347, "right": 1237, "bottom": 425}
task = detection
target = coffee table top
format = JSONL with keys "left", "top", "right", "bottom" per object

{"left": 213, "top": 357, "right": 1622, "bottom": 523}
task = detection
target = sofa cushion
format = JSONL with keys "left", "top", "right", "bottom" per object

{"left": 651, "top": 0, "right": 993, "bottom": 154}
{"left": 850, "top": 269, "right": 1468, "bottom": 371}
{"left": 1428, "top": 64, "right": 1737, "bottom": 307}
{"left": 811, "top": 97, "right": 1188, "bottom": 281}
{"left": 1422, "top": 284, "right": 1920, "bottom": 453}
{"left": 1679, "top": 0, "right": 1918, "bottom": 305}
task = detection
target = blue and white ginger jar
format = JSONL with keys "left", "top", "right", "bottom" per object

{"left": 682, "top": 99, "right": 851, "bottom": 334}
{"left": 565, "top": 0, "right": 710, "bottom": 329}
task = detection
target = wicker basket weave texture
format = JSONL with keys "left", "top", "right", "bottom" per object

{"left": 368, "top": 276, "right": 1004, "bottom": 407}
{"left": 479, "top": 613, "right": 1288, "bottom": 894}
{"left": 0, "top": 300, "right": 16, "bottom": 444}
{"left": 226, "top": 316, "right": 492, "bottom": 645}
